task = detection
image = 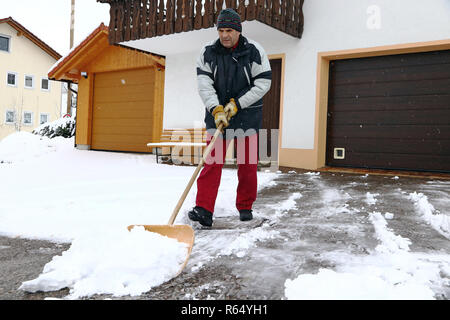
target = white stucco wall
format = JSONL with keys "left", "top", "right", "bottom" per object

{"left": 122, "top": 0, "right": 450, "bottom": 150}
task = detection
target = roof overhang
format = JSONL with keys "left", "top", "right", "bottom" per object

{"left": 48, "top": 24, "right": 109, "bottom": 82}
{"left": 121, "top": 20, "right": 299, "bottom": 56}
{"left": 97, "top": 0, "right": 304, "bottom": 44}
{"left": 0, "top": 17, "right": 61, "bottom": 60}
{"left": 48, "top": 23, "right": 165, "bottom": 83}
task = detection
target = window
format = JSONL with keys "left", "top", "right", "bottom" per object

{"left": 5, "top": 110, "right": 15, "bottom": 124}
{"left": 24, "top": 75, "right": 34, "bottom": 89}
{"left": 7, "top": 72, "right": 17, "bottom": 87}
{"left": 40, "top": 113, "right": 50, "bottom": 125}
{"left": 0, "top": 35, "right": 10, "bottom": 52}
{"left": 23, "top": 111, "right": 33, "bottom": 125}
{"left": 41, "top": 78, "right": 50, "bottom": 91}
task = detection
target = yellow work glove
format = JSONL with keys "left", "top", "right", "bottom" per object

{"left": 224, "top": 98, "right": 238, "bottom": 121}
{"left": 212, "top": 105, "right": 228, "bottom": 128}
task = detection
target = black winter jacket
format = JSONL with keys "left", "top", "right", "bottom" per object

{"left": 196, "top": 35, "right": 272, "bottom": 134}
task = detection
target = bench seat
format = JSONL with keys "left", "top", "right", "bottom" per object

{"left": 148, "top": 128, "right": 207, "bottom": 164}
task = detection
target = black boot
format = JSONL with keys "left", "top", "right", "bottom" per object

{"left": 239, "top": 209, "right": 253, "bottom": 221}
{"left": 188, "top": 206, "right": 213, "bottom": 227}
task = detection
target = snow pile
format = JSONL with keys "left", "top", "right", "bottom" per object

{"left": 0, "top": 132, "right": 65, "bottom": 164}
{"left": 365, "top": 192, "right": 379, "bottom": 206}
{"left": 33, "top": 116, "right": 76, "bottom": 138}
{"left": 408, "top": 192, "right": 450, "bottom": 239}
{"left": 369, "top": 212, "right": 411, "bottom": 253}
{"left": 0, "top": 132, "right": 279, "bottom": 298}
{"left": 284, "top": 267, "right": 434, "bottom": 300}
{"left": 284, "top": 210, "right": 445, "bottom": 300}
{"left": 19, "top": 226, "right": 188, "bottom": 299}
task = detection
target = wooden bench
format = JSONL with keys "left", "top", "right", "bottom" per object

{"left": 147, "top": 128, "right": 207, "bottom": 164}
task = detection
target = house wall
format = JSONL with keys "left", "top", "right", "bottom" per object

{"left": 121, "top": 0, "right": 450, "bottom": 169}
{"left": 0, "top": 23, "right": 62, "bottom": 141}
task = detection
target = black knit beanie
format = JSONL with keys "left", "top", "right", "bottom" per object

{"left": 217, "top": 8, "right": 242, "bottom": 32}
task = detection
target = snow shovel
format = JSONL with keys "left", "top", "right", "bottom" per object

{"left": 128, "top": 122, "right": 225, "bottom": 275}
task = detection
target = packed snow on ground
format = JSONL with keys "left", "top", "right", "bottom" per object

{"left": 284, "top": 211, "right": 449, "bottom": 300}
{"left": 1, "top": 131, "right": 449, "bottom": 300}
{"left": 0, "top": 132, "right": 277, "bottom": 299}
{"left": 283, "top": 178, "right": 450, "bottom": 300}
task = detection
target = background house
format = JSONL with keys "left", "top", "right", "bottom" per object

{"left": 0, "top": 17, "right": 62, "bottom": 141}
{"left": 48, "top": 23, "right": 166, "bottom": 153}
{"left": 97, "top": 0, "right": 450, "bottom": 173}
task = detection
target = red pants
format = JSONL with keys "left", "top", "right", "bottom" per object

{"left": 196, "top": 133, "right": 258, "bottom": 214}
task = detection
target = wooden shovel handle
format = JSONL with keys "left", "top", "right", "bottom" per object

{"left": 167, "top": 123, "right": 224, "bottom": 225}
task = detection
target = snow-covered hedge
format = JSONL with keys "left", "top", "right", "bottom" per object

{"left": 33, "top": 116, "right": 76, "bottom": 138}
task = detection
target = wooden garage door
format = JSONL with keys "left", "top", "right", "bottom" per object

{"left": 92, "top": 68, "right": 155, "bottom": 153}
{"left": 326, "top": 50, "right": 450, "bottom": 173}
{"left": 262, "top": 58, "right": 282, "bottom": 158}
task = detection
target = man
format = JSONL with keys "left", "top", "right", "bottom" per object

{"left": 188, "top": 8, "right": 272, "bottom": 227}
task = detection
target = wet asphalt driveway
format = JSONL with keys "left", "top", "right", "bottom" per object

{"left": 1, "top": 169, "right": 449, "bottom": 300}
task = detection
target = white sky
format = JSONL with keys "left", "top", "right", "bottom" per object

{"left": 2, "top": 0, "right": 110, "bottom": 57}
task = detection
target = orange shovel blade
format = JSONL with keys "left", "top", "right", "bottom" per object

{"left": 127, "top": 224, "right": 194, "bottom": 275}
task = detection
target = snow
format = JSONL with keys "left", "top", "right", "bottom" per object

{"left": 369, "top": 211, "right": 411, "bottom": 253}
{"left": 0, "top": 132, "right": 60, "bottom": 164}
{"left": 285, "top": 212, "right": 447, "bottom": 300}
{"left": 1, "top": 131, "right": 449, "bottom": 300}
{"left": 365, "top": 192, "right": 379, "bottom": 206}
{"left": 408, "top": 192, "right": 450, "bottom": 239}
{"left": 285, "top": 268, "right": 435, "bottom": 300}
{"left": 218, "top": 227, "right": 280, "bottom": 258}
{"left": 19, "top": 226, "right": 188, "bottom": 299}
{"left": 32, "top": 116, "right": 76, "bottom": 138}
{"left": 0, "top": 131, "right": 278, "bottom": 299}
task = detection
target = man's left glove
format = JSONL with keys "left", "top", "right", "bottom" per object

{"left": 224, "top": 98, "right": 238, "bottom": 121}
{"left": 212, "top": 105, "right": 229, "bottom": 128}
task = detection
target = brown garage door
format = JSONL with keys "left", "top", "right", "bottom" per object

{"left": 326, "top": 50, "right": 450, "bottom": 173}
{"left": 92, "top": 68, "right": 155, "bottom": 153}
{"left": 262, "top": 58, "right": 282, "bottom": 158}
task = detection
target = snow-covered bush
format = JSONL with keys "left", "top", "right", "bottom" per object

{"left": 33, "top": 116, "right": 76, "bottom": 138}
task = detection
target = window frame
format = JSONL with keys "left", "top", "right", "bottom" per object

{"left": 24, "top": 74, "right": 34, "bottom": 89}
{"left": 41, "top": 77, "right": 50, "bottom": 92}
{"left": 0, "top": 34, "right": 11, "bottom": 53}
{"left": 39, "top": 113, "right": 50, "bottom": 125}
{"left": 22, "top": 110, "right": 34, "bottom": 126}
{"left": 5, "top": 109, "right": 16, "bottom": 125}
{"left": 6, "top": 71, "right": 18, "bottom": 87}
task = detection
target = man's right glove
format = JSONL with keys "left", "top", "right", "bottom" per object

{"left": 212, "top": 105, "right": 228, "bottom": 128}
{"left": 224, "top": 98, "right": 238, "bottom": 121}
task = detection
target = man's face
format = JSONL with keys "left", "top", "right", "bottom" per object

{"left": 218, "top": 28, "right": 241, "bottom": 48}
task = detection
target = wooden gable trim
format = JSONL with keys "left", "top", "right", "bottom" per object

{"left": 97, "top": 0, "right": 305, "bottom": 44}
{"left": 49, "top": 23, "right": 165, "bottom": 81}
{"left": 48, "top": 25, "right": 109, "bottom": 81}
